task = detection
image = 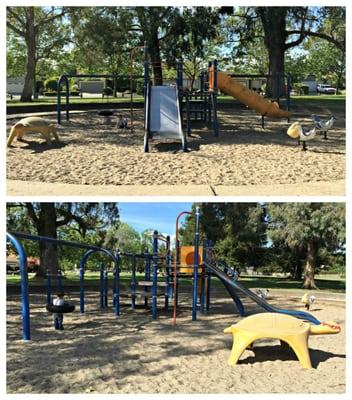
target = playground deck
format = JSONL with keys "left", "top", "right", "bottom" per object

{"left": 7, "top": 289, "right": 345, "bottom": 394}
{"left": 6, "top": 103, "right": 345, "bottom": 196}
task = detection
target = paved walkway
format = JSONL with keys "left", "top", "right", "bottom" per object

{"left": 7, "top": 179, "right": 345, "bottom": 196}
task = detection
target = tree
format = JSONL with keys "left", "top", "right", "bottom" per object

{"left": 303, "top": 39, "right": 345, "bottom": 90}
{"left": 68, "top": 7, "right": 136, "bottom": 76}
{"left": 222, "top": 6, "right": 345, "bottom": 95}
{"left": 180, "top": 203, "right": 267, "bottom": 272}
{"left": 7, "top": 6, "right": 70, "bottom": 101}
{"left": 69, "top": 7, "right": 221, "bottom": 85}
{"left": 267, "top": 203, "right": 345, "bottom": 289}
{"left": 6, "top": 203, "right": 120, "bottom": 276}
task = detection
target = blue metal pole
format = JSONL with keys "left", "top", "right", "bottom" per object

{"left": 206, "top": 240, "right": 212, "bottom": 311}
{"left": 213, "top": 60, "right": 219, "bottom": 137}
{"left": 113, "top": 253, "right": 120, "bottom": 317}
{"left": 57, "top": 76, "right": 62, "bottom": 124}
{"left": 200, "top": 241, "right": 206, "bottom": 314}
{"left": 208, "top": 62, "right": 212, "bottom": 124}
{"left": 152, "top": 230, "right": 158, "bottom": 320}
{"left": 104, "top": 265, "right": 108, "bottom": 308}
{"left": 131, "top": 256, "right": 136, "bottom": 309}
{"left": 6, "top": 232, "right": 31, "bottom": 341}
{"left": 286, "top": 74, "right": 291, "bottom": 122}
{"left": 143, "top": 42, "right": 149, "bottom": 99}
{"left": 65, "top": 76, "right": 70, "bottom": 122}
{"left": 100, "top": 262, "right": 104, "bottom": 308}
{"left": 46, "top": 269, "right": 51, "bottom": 305}
{"left": 79, "top": 258, "right": 85, "bottom": 314}
{"left": 192, "top": 207, "right": 201, "bottom": 321}
{"left": 57, "top": 269, "right": 63, "bottom": 292}
{"left": 144, "top": 253, "right": 151, "bottom": 307}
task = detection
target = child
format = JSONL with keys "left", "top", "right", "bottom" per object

{"left": 117, "top": 115, "right": 128, "bottom": 129}
{"left": 53, "top": 292, "right": 65, "bottom": 330}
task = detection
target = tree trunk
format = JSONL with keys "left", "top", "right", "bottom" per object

{"left": 258, "top": 7, "right": 287, "bottom": 97}
{"left": 36, "top": 203, "right": 59, "bottom": 278}
{"left": 21, "top": 7, "right": 36, "bottom": 102}
{"left": 149, "top": 35, "right": 163, "bottom": 86}
{"left": 302, "top": 240, "right": 318, "bottom": 289}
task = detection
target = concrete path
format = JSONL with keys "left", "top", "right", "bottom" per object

{"left": 7, "top": 179, "right": 345, "bottom": 196}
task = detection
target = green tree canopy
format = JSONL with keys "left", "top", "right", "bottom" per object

{"left": 267, "top": 203, "right": 345, "bottom": 288}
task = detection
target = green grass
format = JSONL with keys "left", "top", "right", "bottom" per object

{"left": 7, "top": 96, "right": 144, "bottom": 107}
{"left": 7, "top": 272, "right": 345, "bottom": 293}
{"left": 7, "top": 94, "right": 345, "bottom": 109}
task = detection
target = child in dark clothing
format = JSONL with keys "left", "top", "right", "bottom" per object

{"left": 53, "top": 292, "right": 65, "bottom": 330}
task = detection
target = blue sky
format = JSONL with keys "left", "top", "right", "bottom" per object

{"left": 118, "top": 202, "right": 193, "bottom": 237}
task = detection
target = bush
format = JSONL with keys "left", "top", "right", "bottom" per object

{"left": 115, "top": 76, "right": 130, "bottom": 92}
{"left": 70, "top": 91, "right": 80, "bottom": 96}
{"left": 136, "top": 79, "right": 144, "bottom": 96}
{"left": 293, "top": 84, "right": 309, "bottom": 95}
{"left": 43, "top": 91, "right": 57, "bottom": 97}
{"left": 44, "top": 77, "right": 59, "bottom": 91}
{"left": 102, "top": 87, "right": 113, "bottom": 97}
{"left": 43, "top": 91, "right": 70, "bottom": 97}
{"left": 36, "top": 80, "right": 44, "bottom": 94}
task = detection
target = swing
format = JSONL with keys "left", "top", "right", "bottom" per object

{"left": 46, "top": 303, "right": 75, "bottom": 313}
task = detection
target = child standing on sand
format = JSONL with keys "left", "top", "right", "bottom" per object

{"left": 53, "top": 292, "right": 65, "bottom": 330}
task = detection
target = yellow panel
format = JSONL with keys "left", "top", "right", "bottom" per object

{"left": 179, "top": 246, "right": 203, "bottom": 274}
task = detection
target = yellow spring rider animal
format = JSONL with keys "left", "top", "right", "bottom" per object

{"left": 7, "top": 117, "right": 59, "bottom": 147}
{"left": 224, "top": 313, "right": 340, "bottom": 368}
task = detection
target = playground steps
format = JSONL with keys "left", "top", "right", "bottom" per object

{"left": 137, "top": 281, "right": 168, "bottom": 287}
{"left": 120, "top": 290, "right": 165, "bottom": 299}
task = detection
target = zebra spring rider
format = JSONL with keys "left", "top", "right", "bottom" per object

{"left": 311, "top": 114, "right": 337, "bottom": 140}
{"left": 287, "top": 121, "right": 316, "bottom": 151}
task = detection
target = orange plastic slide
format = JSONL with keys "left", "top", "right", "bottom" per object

{"left": 214, "top": 71, "right": 291, "bottom": 119}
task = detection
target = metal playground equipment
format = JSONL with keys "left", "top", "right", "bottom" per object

{"left": 7, "top": 207, "right": 321, "bottom": 341}
{"left": 56, "top": 42, "right": 292, "bottom": 153}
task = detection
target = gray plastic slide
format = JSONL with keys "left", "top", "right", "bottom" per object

{"left": 203, "top": 261, "right": 321, "bottom": 325}
{"left": 149, "top": 86, "right": 184, "bottom": 140}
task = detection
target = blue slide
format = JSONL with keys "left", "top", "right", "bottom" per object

{"left": 204, "top": 261, "right": 321, "bottom": 325}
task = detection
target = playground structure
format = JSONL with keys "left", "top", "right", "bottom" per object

{"left": 7, "top": 206, "right": 328, "bottom": 343}
{"left": 56, "top": 43, "right": 292, "bottom": 153}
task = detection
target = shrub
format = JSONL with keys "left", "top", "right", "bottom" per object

{"left": 293, "top": 84, "right": 309, "bottom": 95}
{"left": 43, "top": 91, "right": 69, "bottom": 97}
{"left": 102, "top": 87, "right": 113, "bottom": 97}
{"left": 36, "top": 80, "right": 44, "bottom": 94}
{"left": 136, "top": 79, "right": 144, "bottom": 95}
{"left": 44, "top": 77, "right": 59, "bottom": 91}
{"left": 115, "top": 76, "right": 130, "bottom": 92}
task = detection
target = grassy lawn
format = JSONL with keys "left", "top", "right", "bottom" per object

{"left": 7, "top": 272, "right": 345, "bottom": 293}
{"left": 7, "top": 96, "right": 144, "bottom": 107}
{"left": 7, "top": 94, "right": 345, "bottom": 109}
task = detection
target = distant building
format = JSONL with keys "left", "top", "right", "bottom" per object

{"left": 7, "top": 76, "right": 25, "bottom": 96}
{"left": 301, "top": 75, "right": 318, "bottom": 93}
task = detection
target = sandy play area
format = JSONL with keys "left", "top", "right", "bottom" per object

{"left": 6, "top": 103, "right": 345, "bottom": 194}
{"left": 7, "top": 287, "right": 345, "bottom": 394}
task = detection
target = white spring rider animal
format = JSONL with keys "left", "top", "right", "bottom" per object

{"left": 301, "top": 293, "right": 316, "bottom": 310}
{"left": 256, "top": 288, "right": 270, "bottom": 299}
{"left": 287, "top": 122, "right": 316, "bottom": 151}
{"left": 311, "top": 114, "right": 336, "bottom": 140}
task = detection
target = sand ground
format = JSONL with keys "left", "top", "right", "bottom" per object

{"left": 7, "top": 288, "right": 345, "bottom": 394}
{"left": 6, "top": 104, "right": 345, "bottom": 195}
